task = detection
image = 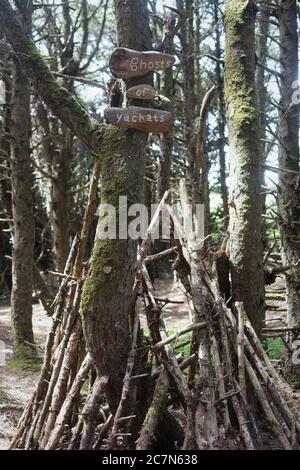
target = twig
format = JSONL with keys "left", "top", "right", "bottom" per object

{"left": 236, "top": 303, "right": 246, "bottom": 394}
{"left": 152, "top": 322, "right": 207, "bottom": 351}
{"left": 52, "top": 71, "right": 106, "bottom": 90}
{"left": 108, "top": 307, "right": 140, "bottom": 449}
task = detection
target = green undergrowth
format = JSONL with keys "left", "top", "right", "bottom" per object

{"left": 8, "top": 356, "right": 41, "bottom": 373}
{"left": 264, "top": 337, "right": 285, "bottom": 360}
{"left": 167, "top": 329, "right": 191, "bottom": 359}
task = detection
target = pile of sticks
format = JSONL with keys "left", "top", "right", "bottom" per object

{"left": 10, "top": 181, "right": 300, "bottom": 451}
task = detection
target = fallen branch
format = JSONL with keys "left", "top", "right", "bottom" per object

{"left": 152, "top": 322, "right": 207, "bottom": 351}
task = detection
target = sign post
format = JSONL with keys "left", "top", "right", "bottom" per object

{"left": 109, "top": 48, "right": 175, "bottom": 79}
{"left": 104, "top": 107, "right": 173, "bottom": 134}
{"left": 126, "top": 84, "right": 156, "bottom": 101}
{"left": 106, "top": 47, "right": 176, "bottom": 134}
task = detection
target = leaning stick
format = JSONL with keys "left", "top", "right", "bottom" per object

{"left": 136, "top": 371, "right": 169, "bottom": 450}
{"left": 245, "top": 356, "right": 292, "bottom": 450}
{"left": 73, "top": 160, "right": 101, "bottom": 279}
{"left": 236, "top": 302, "right": 246, "bottom": 394}
{"left": 136, "top": 190, "right": 171, "bottom": 268}
{"left": 144, "top": 246, "right": 177, "bottom": 264}
{"left": 244, "top": 314, "right": 292, "bottom": 403}
{"left": 79, "top": 376, "right": 108, "bottom": 450}
{"left": 152, "top": 321, "right": 207, "bottom": 351}
{"left": 32, "top": 282, "right": 83, "bottom": 447}
{"left": 34, "top": 234, "right": 80, "bottom": 406}
{"left": 40, "top": 313, "right": 83, "bottom": 447}
{"left": 108, "top": 307, "right": 140, "bottom": 449}
{"left": 45, "top": 354, "right": 93, "bottom": 450}
{"left": 10, "top": 235, "right": 80, "bottom": 450}
{"left": 226, "top": 306, "right": 294, "bottom": 449}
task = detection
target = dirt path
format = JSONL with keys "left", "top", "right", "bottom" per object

{"left": 154, "top": 276, "right": 189, "bottom": 330}
{"left": 0, "top": 304, "right": 51, "bottom": 449}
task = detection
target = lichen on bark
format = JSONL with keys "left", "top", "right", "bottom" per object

{"left": 224, "top": 0, "right": 265, "bottom": 332}
{"left": 80, "top": 0, "right": 153, "bottom": 413}
{"left": 80, "top": 124, "right": 148, "bottom": 412}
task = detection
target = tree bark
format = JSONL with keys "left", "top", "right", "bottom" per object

{"left": 0, "top": 74, "right": 12, "bottom": 291}
{"left": 158, "top": 9, "right": 176, "bottom": 199}
{"left": 10, "top": 1, "right": 36, "bottom": 359}
{"left": 277, "top": 0, "right": 300, "bottom": 329}
{"left": 51, "top": 128, "right": 71, "bottom": 271}
{"left": 176, "top": 0, "right": 198, "bottom": 204}
{"left": 214, "top": 0, "right": 229, "bottom": 227}
{"left": 224, "top": 0, "right": 265, "bottom": 332}
{"left": 80, "top": 0, "right": 152, "bottom": 414}
{"left": 36, "top": 101, "right": 71, "bottom": 272}
{"left": 195, "top": 86, "right": 216, "bottom": 238}
{"left": 256, "top": 0, "right": 269, "bottom": 245}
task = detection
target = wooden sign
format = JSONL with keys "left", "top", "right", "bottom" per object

{"left": 109, "top": 48, "right": 176, "bottom": 79}
{"left": 104, "top": 107, "right": 173, "bottom": 134}
{"left": 126, "top": 84, "right": 155, "bottom": 101}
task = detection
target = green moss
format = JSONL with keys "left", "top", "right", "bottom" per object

{"left": 81, "top": 239, "right": 123, "bottom": 315}
{"left": 224, "top": 0, "right": 258, "bottom": 134}
{"left": 167, "top": 329, "right": 191, "bottom": 358}
{"left": 12, "top": 325, "right": 40, "bottom": 368}
{"left": 80, "top": 379, "right": 90, "bottom": 399}
{"left": 80, "top": 123, "right": 146, "bottom": 321}
{"left": 14, "top": 29, "right": 98, "bottom": 146}
{"left": 8, "top": 356, "right": 41, "bottom": 372}
{"left": 99, "top": 126, "right": 132, "bottom": 205}
{"left": 264, "top": 337, "right": 284, "bottom": 360}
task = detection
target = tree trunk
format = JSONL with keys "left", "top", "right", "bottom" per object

{"left": 51, "top": 126, "right": 72, "bottom": 271}
{"left": 158, "top": 9, "right": 176, "bottom": 199}
{"left": 81, "top": 0, "right": 152, "bottom": 414}
{"left": 0, "top": 74, "right": 12, "bottom": 291}
{"left": 256, "top": 0, "right": 269, "bottom": 246}
{"left": 10, "top": 1, "right": 36, "bottom": 360}
{"left": 278, "top": 0, "right": 300, "bottom": 329}
{"left": 36, "top": 101, "right": 71, "bottom": 272}
{"left": 176, "top": 0, "right": 198, "bottom": 204}
{"left": 224, "top": 0, "right": 265, "bottom": 332}
{"left": 214, "top": 0, "right": 229, "bottom": 228}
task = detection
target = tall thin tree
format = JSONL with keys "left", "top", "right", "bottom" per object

{"left": 10, "top": 1, "right": 36, "bottom": 360}
{"left": 278, "top": 0, "right": 300, "bottom": 331}
{"left": 224, "top": 0, "right": 265, "bottom": 331}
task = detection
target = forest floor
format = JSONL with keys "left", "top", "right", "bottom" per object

{"left": 0, "top": 275, "right": 299, "bottom": 450}
{"left": 0, "top": 303, "right": 51, "bottom": 449}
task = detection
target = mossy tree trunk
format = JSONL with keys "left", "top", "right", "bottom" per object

{"left": 80, "top": 0, "right": 153, "bottom": 413}
{"left": 10, "top": 1, "right": 36, "bottom": 360}
{"left": 278, "top": 0, "right": 300, "bottom": 330}
{"left": 224, "top": 0, "right": 265, "bottom": 332}
{"left": 0, "top": 0, "right": 105, "bottom": 153}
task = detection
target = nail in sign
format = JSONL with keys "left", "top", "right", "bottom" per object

{"left": 104, "top": 107, "right": 173, "bottom": 134}
{"left": 109, "top": 48, "right": 176, "bottom": 79}
{"left": 126, "top": 84, "right": 156, "bottom": 101}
